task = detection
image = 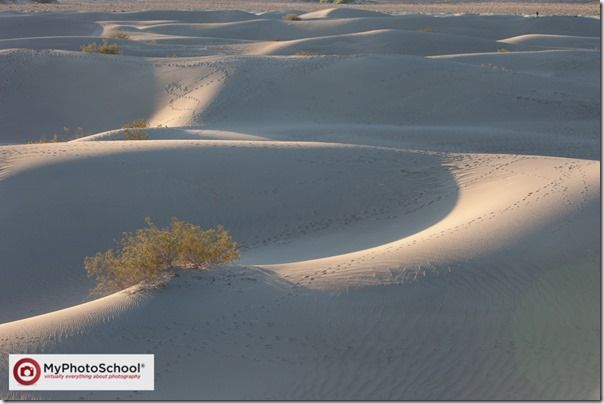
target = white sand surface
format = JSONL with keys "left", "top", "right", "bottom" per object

{"left": 432, "top": 49, "right": 600, "bottom": 83}
{"left": 0, "top": 6, "right": 600, "bottom": 400}
{"left": 255, "top": 29, "right": 528, "bottom": 56}
{"left": 0, "top": 140, "right": 457, "bottom": 323}
{"left": 299, "top": 8, "right": 390, "bottom": 19}
{"left": 500, "top": 33, "right": 601, "bottom": 49}
{"left": 0, "top": 50, "right": 598, "bottom": 157}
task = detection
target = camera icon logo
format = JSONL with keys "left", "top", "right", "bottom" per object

{"left": 13, "top": 358, "right": 41, "bottom": 386}
{"left": 20, "top": 366, "right": 34, "bottom": 377}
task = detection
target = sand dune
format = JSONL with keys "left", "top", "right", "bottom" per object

{"left": 0, "top": 10, "right": 597, "bottom": 150}
{"left": 3, "top": 10, "right": 598, "bottom": 43}
{"left": 75, "top": 127, "right": 270, "bottom": 142}
{"left": 256, "top": 29, "right": 525, "bottom": 56}
{"left": 0, "top": 12, "right": 100, "bottom": 39}
{"left": 0, "top": 150, "right": 598, "bottom": 400}
{"left": 0, "top": 49, "right": 157, "bottom": 143}
{"left": 432, "top": 49, "right": 599, "bottom": 83}
{"left": 500, "top": 33, "right": 600, "bottom": 49}
{"left": 192, "top": 56, "right": 598, "bottom": 130}
{"left": 267, "top": 155, "right": 599, "bottom": 287}
{"left": 0, "top": 29, "right": 526, "bottom": 57}
{"left": 0, "top": 35, "right": 258, "bottom": 57}
{"left": 0, "top": 50, "right": 598, "bottom": 154}
{"left": 0, "top": 6, "right": 600, "bottom": 401}
{"left": 298, "top": 8, "right": 389, "bottom": 19}
{"left": 0, "top": 140, "right": 456, "bottom": 323}
{"left": 0, "top": 1, "right": 599, "bottom": 17}
{"left": 117, "top": 14, "right": 600, "bottom": 42}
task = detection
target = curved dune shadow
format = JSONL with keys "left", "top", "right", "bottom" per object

{"left": 0, "top": 142, "right": 458, "bottom": 323}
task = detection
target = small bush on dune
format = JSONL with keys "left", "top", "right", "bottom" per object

{"left": 84, "top": 218, "right": 240, "bottom": 295}
{"left": 282, "top": 14, "right": 302, "bottom": 21}
{"left": 294, "top": 50, "right": 321, "bottom": 56}
{"left": 497, "top": 47, "right": 510, "bottom": 53}
{"left": 80, "top": 40, "right": 121, "bottom": 55}
{"left": 123, "top": 119, "right": 149, "bottom": 140}
{"left": 27, "top": 127, "right": 88, "bottom": 144}
{"left": 109, "top": 31, "right": 131, "bottom": 40}
{"left": 417, "top": 27, "right": 433, "bottom": 33}
{"left": 27, "top": 134, "right": 60, "bottom": 144}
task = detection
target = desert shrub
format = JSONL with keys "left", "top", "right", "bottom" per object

{"left": 27, "top": 134, "right": 59, "bottom": 144}
{"left": 27, "top": 127, "right": 88, "bottom": 144}
{"left": 80, "top": 42, "right": 98, "bottom": 53}
{"left": 282, "top": 14, "right": 301, "bottom": 21}
{"left": 84, "top": 218, "right": 240, "bottom": 295}
{"left": 320, "top": 0, "right": 350, "bottom": 3}
{"left": 123, "top": 119, "right": 149, "bottom": 140}
{"left": 109, "top": 31, "right": 131, "bottom": 40}
{"left": 497, "top": 47, "right": 509, "bottom": 53}
{"left": 294, "top": 50, "right": 320, "bottom": 56}
{"left": 80, "top": 40, "right": 121, "bottom": 55}
{"left": 417, "top": 27, "right": 433, "bottom": 32}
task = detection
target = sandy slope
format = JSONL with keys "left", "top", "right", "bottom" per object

{"left": 0, "top": 51, "right": 598, "bottom": 158}
{"left": 299, "top": 8, "right": 390, "bottom": 19}
{"left": 0, "top": 6, "right": 600, "bottom": 401}
{"left": 501, "top": 33, "right": 601, "bottom": 49}
{"left": 255, "top": 29, "right": 526, "bottom": 56}
{"left": 432, "top": 49, "right": 600, "bottom": 83}
{"left": 0, "top": 149, "right": 598, "bottom": 400}
{"left": 0, "top": 140, "right": 456, "bottom": 323}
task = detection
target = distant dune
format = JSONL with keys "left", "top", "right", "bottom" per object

{"left": 0, "top": 0, "right": 599, "bottom": 16}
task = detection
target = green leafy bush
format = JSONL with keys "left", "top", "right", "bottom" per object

{"left": 84, "top": 218, "right": 239, "bottom": 295}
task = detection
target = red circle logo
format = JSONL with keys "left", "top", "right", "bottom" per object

{"left": 13, "top": 358, "right": 41, "bottom": 386}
